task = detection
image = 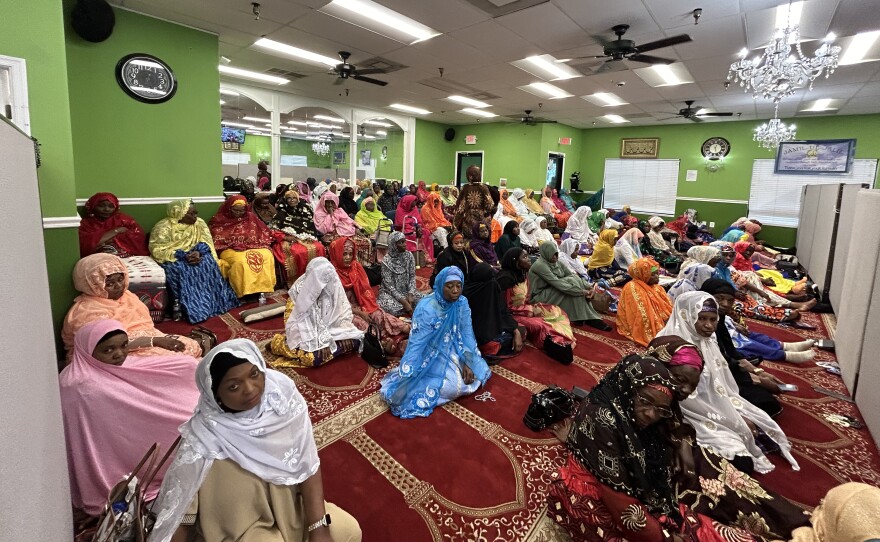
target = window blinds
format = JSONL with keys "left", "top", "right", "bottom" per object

{"left": 748, "top": 159, "right": 877, "bottom": 227}
{"left": 603, "top": 159, "right": 679, "bottom": 216}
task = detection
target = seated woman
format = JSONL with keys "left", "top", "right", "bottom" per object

{"left": 150, "top": 199, "right": 239, "bottom": 323}
{"left": 587, "top": 229, "right": 631, "bottom": 286}
{"left": 522, "top": 189, "right": 547, "bottom": 217}
{"left": 465, "top": 221, "right": 499, "bottom": 268}
{"left": 678, "top": 245, "right": 720, "bottom": 276}
{"left": 511, "top": 188, "right": 538, "bottom": 222}
{"left": 377, "top": 232, "right": 427, "bottom": 316}
{"left": 421, "top": 192, "right": 452, "bottom": 252}
{"left": 657, "top": 291, "right": 800, "bottom": 474}
{"left": 269, "top": 257, "right": 363, "bottom": 368}
{"left": 529, "top": 243, "right": 611, "bottom": 331}
{"left": 328, "top": 238, "right": 410, "bottom": 356}
{"left": 784, "top": 482, "right": 880, "bottom": 542}
{"left": 558, "top": 238, "right": 591, "bottom": 282}
{"left": 61, "top": 320, "right": 199, "bottom": 518}
{"left": 415, "top": 180, "right": 430, "bottom": 206}
{"left": 667, "top": 263, "right": 715, "bottom": 303}
{"left": 314, "top": 191, "right": 373, "bottom": 266}
{"left": 429, "top": 230, "right": 469, "bottom": 287}
{"left": 562, "top": 206, "right": 597, "bottom": 255}
{"left": 610, "top": 205, "right": 638, "bottom": 230}
{"left": 395, "top": 194, "right": 435, "bottom": 262}
{"left": 587, "top": 209, "right": 609, "bottom": 234}
{"left": 494, "top": 221, "right": 522, "bottom": 262}
{"left": 150, "top": 339, "right": 362, "bottom": 542}
{"left": 440, "top": 185, "right": 458, "bottom": 210}
{"left": 517, "top": 218, "right": 541, "bottom": 253}
{"left": 63, "top": 253, "right": 203, "bottom": 360}
{"left": 78, "top": 192, "right": 150, "bottom": 258}
{"left": 616, "top": 257, "right": 673, "bottom": 346}
{"left": 497, "top": 248, "right": 575, "bottom": 364}
{"left": 251, "top": 192, "right": 276, "bottom": 226}
{"left": 540, "top": 187, "right": 570, "bottom": 230}
{"left": 496, "top": 188, "right": 524, "bottom": 227}
{"left": 208, "top": 195, "right": 277, "bottom": 298}
{"left": 613, "top": 227, "right": 644, "bottom": 270}
{"left": 377, "top": 184, "right": 399, "bottom": 222}
{"left": 462, "top": 263, "right": 525, "bottom": 361}
{"left": 533, "top": 216, "right": 555, "bottom": 245}
{"left": 638, "top": 219, "right": 682, "bottom": 273}
{"left": 338, "top": 186, "right": 359, "bottom": 217}
{"left": 354, "top": 196, "right": 387, "bottom": 236}
{"left": 380, "top": 266, "right": 492, "bottom": 418}
{"left": 270, "top": 189, "right": 326, "bottom": 286}
{"left": 741, "top": 220, "right": 781, "bottom": 267}
{"left": 646, "top": 216, "right": 682, "bottom": 255}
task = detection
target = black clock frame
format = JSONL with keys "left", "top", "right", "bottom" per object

{"left": 701, "top": 137, "right": 731, "bottom": 161}
{"left": 115, "top": 53, "right": 178, "bottom": 104}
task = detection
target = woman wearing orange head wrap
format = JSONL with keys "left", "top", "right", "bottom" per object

{"left": 616, "top": 257, "right": 673, "bottom": 346}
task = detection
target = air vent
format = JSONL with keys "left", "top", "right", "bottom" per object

{"left": 626, "top": 113, "right": 655, "bottom": 119}
{"left": 419, "top": 77, "right": 485, "bottom": 95}
{"left": 461, "top": 0, "right": 549, "bottom": 17}
{"left": 265, "top": 67, "right": 307, "bottom": 79}
{"left": 358, "top": 56, "right": 407, "bottom": 73}
{"left": 471, "top": 91, "right": 501, "bottom": 101}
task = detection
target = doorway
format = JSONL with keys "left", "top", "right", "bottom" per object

{"left": 455, "top": 151, "right": 484, "bottom": 187}
{"left": 546, "top": 152, "right": 565, "bottom": 192}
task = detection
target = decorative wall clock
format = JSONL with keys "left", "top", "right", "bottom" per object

{"left": 115, "top": 53, "right": 177, "bottom": 104}
{"left": 701, "top": 137, "right": 730, "bottom": 160}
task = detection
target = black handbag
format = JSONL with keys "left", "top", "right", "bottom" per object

{"left": 523, "top": 385, "right": 576, "bottom": 432}
{"left": 359, "top": 323, "right": 388, "bottom": 368}
{"left": 365, "top": 263, "right": 383, "bottom": 286}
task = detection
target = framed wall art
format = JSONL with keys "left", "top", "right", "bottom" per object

{"left": 620, "top": 138, "right": 660, "bottom": 159}
{"left": 333, "top": 150, "right": 346, "bottom": 165}
{"left": 774, "top": 139, "right": 856, "bottom": 174}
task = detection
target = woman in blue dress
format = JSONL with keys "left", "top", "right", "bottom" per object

{"left": 380, "top": 266, "right": 492, "bottom": 418}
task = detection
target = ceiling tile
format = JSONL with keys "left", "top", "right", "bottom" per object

{"left": 262, "top": 26, "right": 373, "bottom": 65}
{"left": 495, "top": 3, "right": 591, "bottom": 51}
{"left": 210, "top": 0, "right": 313, "bottom": 25}
{"left": 673, "top": 16, "right": 747, "bottom": 60}
{"left": 378, "top": 0, "right": 490, "bottom": 33}
{"left": 410, "top": 34, "right": 497, "bottom": 70}
{"left": 828, "top": 0, "right": 880, "bottom": 37}
{"left": 647, "top": 0, "right": 742, "bottom": 30}
{"left": 554, "top": 0, "right": 658, "bottom": 35}
{"left": 287, "top": 11, "right": 403, "bottom": 54}
{"left": 448, "top": 20, "right": 540, "bottom": 61}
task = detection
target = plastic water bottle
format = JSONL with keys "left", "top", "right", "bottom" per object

{"left": 258, "top": 293, "right": 267, "bottom": 306}
{"left": 172, "top": 299, "right": 182, "bottom": 321}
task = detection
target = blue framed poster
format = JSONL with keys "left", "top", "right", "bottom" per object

{"left": 774, "top": 139, "right": 856, "bottom": 174}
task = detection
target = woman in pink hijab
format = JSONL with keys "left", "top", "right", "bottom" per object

{"left": 313, "top": 190, "right": 373, "bottom": 265}
{"left": 742, "top": 220, "right": 779, "bottom": 268}
{"left": 59, "top": 319, "right": 199, "bottom": 517}
{"left": 394, "top": 194, "right": 435, "bottom": 262}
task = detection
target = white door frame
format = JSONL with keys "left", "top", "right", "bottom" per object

{"left": 0, "top": 54, "right": 31, "bottom": 135}
{"left": 547, "top": 151, "right": 566, "bottom": 191}
{"left": 455, "top": 150, "right": 485, "bottom": 186}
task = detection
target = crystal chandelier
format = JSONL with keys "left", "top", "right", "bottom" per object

{"left": 754, "top": 106, "right": 797, "bottom": 150}
{"left": 311, "top": 139, "right": 330, "bottom": 156}
{"left": 728, "top": 4, "right": 840, "bottom": 102}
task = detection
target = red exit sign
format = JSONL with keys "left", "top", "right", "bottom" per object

{"left": 558, "top": 137, "right": 572, "bottom": 145}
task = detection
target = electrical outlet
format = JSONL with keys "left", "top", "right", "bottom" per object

{"left": 709, "top": 221, "right": 715, "bottom": 228}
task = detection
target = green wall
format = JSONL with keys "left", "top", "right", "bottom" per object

{"left": 539, "top": 122, "right": 582, "bottom": 187}
{"left": 65, "top": 7, "right": 220, "bottom": 199}
{"left": 414, "top": 119, "right": 455, "bottom": 182}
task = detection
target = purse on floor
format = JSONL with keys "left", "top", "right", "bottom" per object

{"left": 188, "top": 325, "right": 217, "bottom": 355}
{"left": 359, "top": 323, "right": 388, "bottom": 369}
{"left": 523, "top": 385, "right": 576, "bottom": 432}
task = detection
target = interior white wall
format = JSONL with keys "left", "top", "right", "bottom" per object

{"left": 0, "top": 117, "right": 72, "bottom": 539}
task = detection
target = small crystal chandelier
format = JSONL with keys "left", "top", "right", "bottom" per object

{"left": 728, "top": 2, "right": 840, "bottom": 102}
{"left": 754, "top": 105, "right": 797, "bottom": 150}
{"left": 311, "top": 139, "right": 330, "bottom": 156}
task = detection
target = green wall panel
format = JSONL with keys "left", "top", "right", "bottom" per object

{"left": 414, "top": 119, "right": 455, "bottom": 183}
{"left": 65, "top": 7, "right": 221, "bottom": 199}
{"left": 43, "top": 228, "right": 80, "bottom": 359}
{"left": 539, "top": 123, "right": 582, "bottom": 188}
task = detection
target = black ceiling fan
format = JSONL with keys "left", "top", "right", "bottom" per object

{"left": 571, "top": 24, "right": 692, "bottom": 74}
{"left": 659, "top": 100, "right": 734, "bottom": 122}
{"left": 506, "top": 109, "right": 558, "bottom": 126}
{"left": 329, "top": 51, "right": 387, "bottom": 86}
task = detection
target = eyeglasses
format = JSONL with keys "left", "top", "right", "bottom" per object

{"left": 634, "top": 393, "right": 673, "bottom": 419}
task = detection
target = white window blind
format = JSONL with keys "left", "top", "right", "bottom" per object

{"left": 603, "top": 159, "right": 679, "bottom": 216}
{"left": 748, "top": 159, "right": 877, "bottom": 227}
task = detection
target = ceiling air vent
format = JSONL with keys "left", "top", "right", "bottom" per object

{"left": 357, "top": 56, "right": 407, "bottom": 73}
{"left": 265, "top": 68, "right": 307, "bottom": 79}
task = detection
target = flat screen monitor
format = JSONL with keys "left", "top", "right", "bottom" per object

{"left": 221, "top": 126, "right": 246, "bottom": 144}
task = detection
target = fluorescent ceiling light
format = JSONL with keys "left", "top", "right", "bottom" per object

{"left": 222, "top": 121, "right": 255, "bottom": 128}
{"left": 801, "top": 98, "right": 837, "bottom": 111}
{"left": 314, "top": 114, "right": 345, "bottom": 123}
{"left": 583, "top": 92, "right": 628, "bottom": 106}
{"left": 653, "top": 64, "right": 681, "bottom": 85}
{"left": 460, "top": 107, "right": 498, "bottom": 118}
{"left": 283, "top": 129, "right": 301, "bottom": 134}
{"left": 219, "top": 89, "right": 240, "bottom": 96}
{"left": 252, "top": 38, "right": 338, "bottom": 66}
{"left": 364, "top": 119, "right": 393, "bottom": 127}
{"left": 288, "top": 120, "right": 309, "bottom": 126}
{"left": 840, "top": 30, "right": 880, "bottom": 65}
{"left": 219, "top": 100, "right": 225, "bottom": 105}
{"left": 602, "top": 114, "right": 629, "bottom": 124}
{"left": 364, "top": 135, "right": 376, "bottom": 139}
{"left": 633, "top": 63, "right": 694, "bottom": 87}
{"left": 320, "top": 0, "right": 440, "bottom": 44}
{"left": 511, "top": 54, "right": 581, "bottom": 81}
{"left": 376, "top": 130, "right": 387, "bottom": 135}
{"left": 518, "top": 82, "right": 573, "bottom": 99}
{"left": 243, "top": 116, "right": 271, "bottom": 123}
{"left": 446, "top": 95, "right": 490, "bottom": 108}
{"left": 219, "top": 65, "right": 289, "bottom": 85}
{"left": 389, "top": 103, "right": 431, "bottom": 115}
{"left": 776, "top": 1, "right": 803, "bottom": 29}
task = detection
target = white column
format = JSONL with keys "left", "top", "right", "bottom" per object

{"left": 270, "top": 94, "right": 281, "bottom": 188}
{"left": 349, "top": 112, "right": 357, "bottom": 183}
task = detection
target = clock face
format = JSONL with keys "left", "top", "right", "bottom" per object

{"left": 701, "top": 137, "right": 730, "bottom": 160}
{"left": 115, "top": 54, "right": 177, "bottom": 104}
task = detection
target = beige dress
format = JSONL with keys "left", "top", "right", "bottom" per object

{"left": 182, "top": 459, "right": 361, "bottom": 542}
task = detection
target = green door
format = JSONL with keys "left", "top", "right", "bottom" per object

{"left": 456, "top": 152, "right": 484, "bottom": 187}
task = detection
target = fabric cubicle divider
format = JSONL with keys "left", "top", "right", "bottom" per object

{"left": 829, "top": 185, "right": 863, "bottom": 309}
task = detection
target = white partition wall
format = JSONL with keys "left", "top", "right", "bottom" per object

{"left": 0, "top": 118, "right": 72, "bottom": 539}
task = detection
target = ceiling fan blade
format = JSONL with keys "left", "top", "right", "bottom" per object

{"left": 592, "top": 60, "right": 628, "bottom": 74}
{"left": 699, "top": 112, "right": 734, "bottom": 117}
{"left": 657, "top": 116, "right": 681, "bottom": 121}
{"left": 534, "top": 119, "right": 558, "bottom": 124}
{"left": 354, "top": 68, "right": 385, "bottom": 75}
{"left": 628, "top": 54, "right": 675, "bottom": 65}
{"left": 352, "top": 74, "right": 388, "bottom": 86}
{"left": 564, "top": 54, "right": 609, "bottom": 61}
{"left": 689, "top": 116, "right": 704, "bottom": 122}
{"left": 636, "top": 34, "right": 692, "bottom": 53}
{"left": 590, "top": 33, "right": 612, "bottom": 47}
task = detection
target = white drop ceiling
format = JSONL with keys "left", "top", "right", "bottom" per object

{"left": 111, "top": 0, "right": 880, "bottom": 127}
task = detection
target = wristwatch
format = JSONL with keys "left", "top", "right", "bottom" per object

{"left": 308, "top": 513, "right": 332, "bottom": 532}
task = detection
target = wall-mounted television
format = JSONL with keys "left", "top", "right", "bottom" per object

{"left": 221, "top": 126, "right": 246, "bottom": 144}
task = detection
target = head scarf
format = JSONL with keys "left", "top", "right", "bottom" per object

{"left": 73, "top": 252, "right": 130, "bottom": 297}
{"left": 468, "top": 221, "right": 498, "bottom": 266}
{"left": 537, "top": 241, "right": 569, "bottom": 279}
{"left": 552, "top": 188, "right": 571, "bottom": 213}
{"left": 421, "top": 192, "right": 451, "bottom": 231}
{"left": 284, "top": 257, "right": 363, "bottom": 352}
{"left": 383, "top": 231, "right": 415, "bottom": 275}
{"left": 510, "top": 188, "right": 531, "bottom": 216}
{"left": 354, "top": 197, "right": 387, "bottom": 235}
{"left": 149, "top": 198, "right": 218, "bottom": 264}
{"left": 588, "top": 229, "right": 618, "bottom": 269}
{"left": 646, "top": 216, "right": 672, "bottom": 251}
{"left": 313, "top": 191, "right": 357, "bottom": 236}
{"left": 667, "top": 263, "right": 715, "bottom": 303}
{"left": 462, "top": 263, "right": 517, "bottom": 345}
{"left": 379, "top": 266, "right": 491, "bottom": 418}
{"left": 522, "top": 189, "right": 545, "bottom": 214}
{"left": 789, "top": 482, "right": 880, "bottom": 542}
{"left": 648, "top": 216, "right": 665, "bottom": 229}
{"left": 416, "top": 180, "right": 430, "bottom": 203}
{"left": 273, "top": 190, "right": 317, "bottom": 236}
{"left": 208, "top": 195, "right": 273, "bottom": 252}
{"left": 587, "top": 209, "right": 607, "bottom": 233}
{"left": 646, "top": 335, "right": 704, "bottom": 372}
{"left": 252, "top": 192, "right": 276, "bottom": 225}
{"left": 567, "top": 354, "right": 679, "bottom": 515}
{"left": 679, "top": 245, "right": 720, "bottom": 276}
{"left": 564, "top": 206, "right": 594, "bottom": 241}
{"left": 713, "top": 242, "right": 736, "bottom": 286}
{"left": 518, "top": 218, "right": 539, "bottom": 247}
{"left": 732, "top": 241, "right": 754, "bottom": 271}
{"left": 498, "top": 188, "right": 519, "bottom": 218}
{"left": 149, "top": 339, "right": 320, "bottom": 542}
{"left": 60, "top": 319, "right": 199, "bottom": 516}
{"left": 440, "top": 186, "right": 457, "bottom": 206}
{"left": 394, "top": 194, "right": 421, "bottom": 230}
{"left": 721, "top": 229, "right": 747, "bottom": 243}
{"left": 328, "top": 237, "right": 379, "bottom": 313}
{"left": 540, "top": 187, "right": 560, "bottom": 214}
{"left": 79, "top": 192, "right": 150, "bottom": 258}
{"left": 558, "top": 238, "right": 589, "bottom": 278}
{"left": 533, "top": 216, "right": 555, "bottom": 244}
{"left": 496, "top": 246, "right": 527, "bottom": 290}
{"left": 656, "top": 291, "right": 799, "bottom": 473}
{"left": 617, "top": 257, "right": 673, "bottom": 346}
{"left": 338, "top": 186, "right": 359, "bottom": 216}
{"left": 614, "top": 227, "right": 644, "bottom": 269}
{"left": 295, "top": 181, "right": 311, "bottom": 200}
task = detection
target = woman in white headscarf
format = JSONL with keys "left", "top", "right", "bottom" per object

{"left": 149, "top": 339, "right": 361, "bottom": 542}
{"left": 613, "top": 227, "right": 644, "bottom": 269}
{"left": 667, "top": 263, "right": 715, "bottom": 303}
{"left": 269, "top": 257, "right": 364, "bottom": 368}
{"left": 562, "top": 206, "right": 597, "bottom": 255}
{"left": 533, "top": 216, "right": 555, "bottom": 245}
{"left": 511, "top": 188, "right": 538, "bottom": 221}
{"left": 678, "top": 245, "right": 721, "bottom": 277}
{"left": 557, "top": 238, "right": 591, "bottom": 282}
{"left": 656, "top": 291, "right": 799, "bottom": 475}
{"left": 518, "top": 218, "right": 540, "bottom": 252}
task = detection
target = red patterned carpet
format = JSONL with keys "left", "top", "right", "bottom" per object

{"left": 156, "top": 270, "right": 880, "bottom": 541}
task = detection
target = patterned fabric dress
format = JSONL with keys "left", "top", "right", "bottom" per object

{"left": 270, "top": 191, "right": 325, "bottom": 285}
{"left": 376, "top": 232, "right": 427, "bottom": 316}
{"left": 453, "top": 182, "right": 494, "bottom": 238}
{"left": 208, "top": 195, "right": 277, "bottom": 297}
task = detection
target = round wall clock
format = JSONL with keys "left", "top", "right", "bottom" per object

{"left": 115, "top": 53, "right": 177, "bottom": 104}
{"left": 701, "top": 137, "right": 730, "bottom": 160}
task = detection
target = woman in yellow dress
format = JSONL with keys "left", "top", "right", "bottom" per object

{"left": 208, "top": 195, "right": 276, "bottom": 298}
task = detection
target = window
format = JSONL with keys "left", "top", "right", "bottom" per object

{"left": 0, "top": 55, "right": 30, "bottom": 135}
{"left": 603, "top": 159, "right": 679, "bottom": 216}
{"left": 747, "top": 159, "right": 877, "bottom": 227}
